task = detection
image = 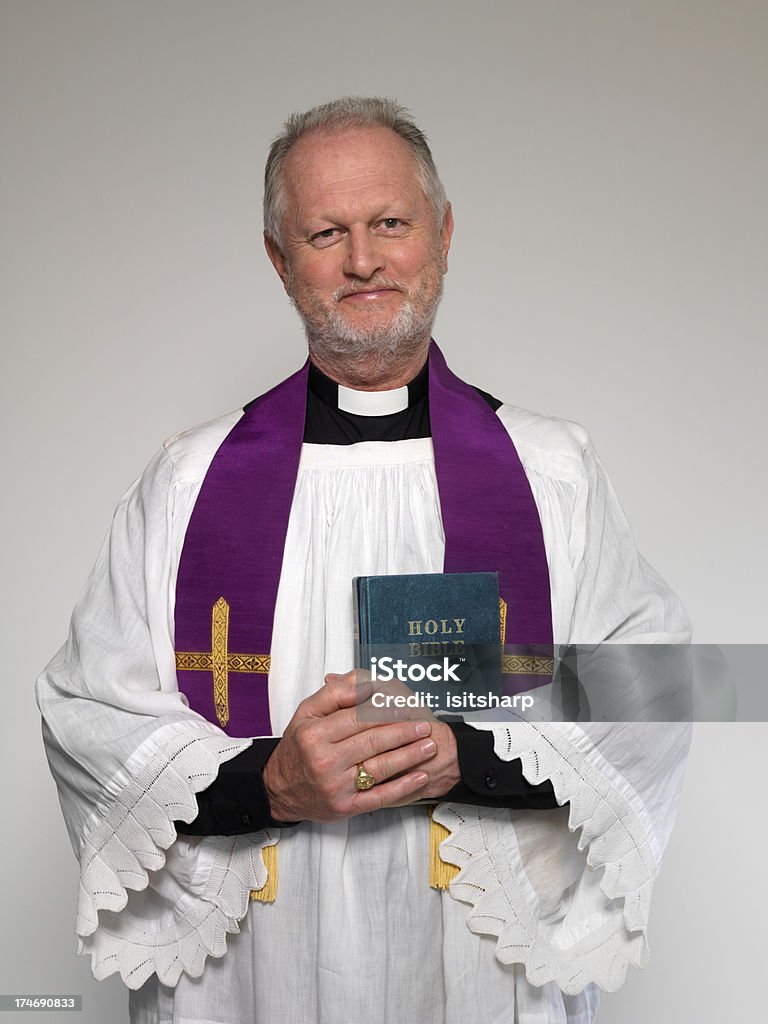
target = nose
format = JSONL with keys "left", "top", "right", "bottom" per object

{"left": 343, "top": 225, "right": 385, "bottom": 280}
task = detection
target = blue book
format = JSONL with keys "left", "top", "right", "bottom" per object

{"left": 354, "top": 571, "right": 502, "bottom": 717}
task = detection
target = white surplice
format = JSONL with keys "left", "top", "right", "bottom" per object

{"left": 37, "top": 398, "right": 691, "bottom": 1024}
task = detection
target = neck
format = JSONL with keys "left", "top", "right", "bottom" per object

{"left": 307, "top": 338, "right": 431, "bottom": 390}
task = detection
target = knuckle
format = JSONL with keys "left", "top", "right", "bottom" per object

{"left": 328, "top": 672, "right": 353, "bottom": 695}
{"left": 362, "top": 728, "right": 383, "bottom": 759}
{"left": 295, "top": 694, "right": 315, "bottom": 719}
{"left": 370, "top": 751, "right": 396, "bottom": 781}
{"left": 294, "top": 720, "right": 312, "bottom": 745}
{"left": 400, "top": 721, "right": 425, "bottom": 744}
{"left": 311, "top": 750, "right": 333, "bottom": 775}
{"left": 302, "top": 719, "right": 320, "bottom": 742}
{"left": 317, "top": 776, "right": 336, "bottom": 801}
{"left": 299, "top": 722, "right": 326, "bottom": 755}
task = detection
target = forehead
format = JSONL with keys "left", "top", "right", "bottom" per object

{"left": 281, "top": 126, "right": 428, "bottom": 220}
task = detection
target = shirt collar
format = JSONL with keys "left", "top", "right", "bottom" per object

{"left": 308, "top": 359, "right": 429, "bottom": 417}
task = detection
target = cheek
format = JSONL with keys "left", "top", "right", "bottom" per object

{"left": 293, "top": 260, "right": 342, "bottom": 295}
{"left": 392, "top": 242, "right": 442, "bottom": 278}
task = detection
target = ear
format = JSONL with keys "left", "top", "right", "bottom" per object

{"left": 264, "top": 232, "right": 290, "bottom": 290}
{"left": 439, "top": 202, "right": 454, "bottom": 272}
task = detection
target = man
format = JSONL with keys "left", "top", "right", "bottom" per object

{"left": 37, "top": 97, "right": 690, "bottom": 1024}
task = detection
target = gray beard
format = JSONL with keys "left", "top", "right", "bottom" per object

{"left": 288, "top": 275, "right": 443, "bottom": 378}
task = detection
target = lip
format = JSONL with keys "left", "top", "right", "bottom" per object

{"left": 340, "top": 288, "right": 399, "bottom": 302}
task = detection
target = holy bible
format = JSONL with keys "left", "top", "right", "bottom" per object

{"left": 354, "top": 571, "right": 503, "bottom": 718}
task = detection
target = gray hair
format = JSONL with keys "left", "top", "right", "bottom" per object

{"left": 263, "top": 96, "right": 447, "bottom": 246}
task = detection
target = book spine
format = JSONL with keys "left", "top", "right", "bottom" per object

{"left": 354, "top": 578, "right": 372, "bottom": 672}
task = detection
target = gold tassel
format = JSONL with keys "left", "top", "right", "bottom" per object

{"left": 249, "top": 842, "right": 278, "bottom": 903}
{"left": 249, "top": 818, "right": 460, "bottom": 899}
{"left": 428, "top": 806, "right": 460, "bottom": 890}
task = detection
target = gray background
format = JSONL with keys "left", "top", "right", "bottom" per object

{"left": 2, "top": 2, "right": 765, "bottom": 1021}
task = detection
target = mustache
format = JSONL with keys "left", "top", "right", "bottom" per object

{"left": 333, "top": 279, "right": 406, "bottom": 300}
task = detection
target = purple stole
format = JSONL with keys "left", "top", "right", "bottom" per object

{"left": 174, "top": 342, "right": 553, "bottom": 737}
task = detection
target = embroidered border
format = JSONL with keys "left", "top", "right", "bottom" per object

{"left": 175, "top": 652, "right": 271, "bottom": 674}
{"left": 502, "top": 654, "right": 554, "bottom": 676}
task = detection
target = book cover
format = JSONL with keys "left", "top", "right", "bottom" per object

{"left": 354, "top": 571, "right": 502, "bottom": 717}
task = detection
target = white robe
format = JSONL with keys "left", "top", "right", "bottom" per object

{"left": 37, "top": 399, "right": 691, "bottom": 1024}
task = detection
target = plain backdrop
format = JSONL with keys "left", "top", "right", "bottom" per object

{"left": 1, "top": 2, "right": 765, "bottom": 1022}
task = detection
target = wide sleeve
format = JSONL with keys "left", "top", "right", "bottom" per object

{"left": 433, "top": 435, "right": 692, "bottom": 994}
{"left": 36, "top": 448, "right": 275, "bottom": 990}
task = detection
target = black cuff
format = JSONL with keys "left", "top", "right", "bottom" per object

{"left": 174, "top": 737, "right": 300, "bottom": 836}
{"left": 443, "top": 722, "right": 560, "bottom": 809}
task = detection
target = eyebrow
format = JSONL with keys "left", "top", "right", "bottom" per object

{"left": 301, "top": 204, "right": 418, "bottom": 232}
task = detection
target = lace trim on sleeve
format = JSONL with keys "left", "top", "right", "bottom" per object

{"left": 74, "top": 725, "right": 277, "bottom": 989}
{"left": 433, "top": 722, "right": 664, "bottom": 995}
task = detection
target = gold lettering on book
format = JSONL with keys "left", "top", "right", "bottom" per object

{"left": 175, "top": 597, "right": 270, "bottom": 728}
{"left": 408, "top": 640, "right": 465, "bottom": 657}
{"left": 407, "top": 617, "right": 467, "bottom": 636}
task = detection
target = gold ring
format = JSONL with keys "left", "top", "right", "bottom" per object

{"left": 354, "top": 765, "right": 375, "bottom": 791}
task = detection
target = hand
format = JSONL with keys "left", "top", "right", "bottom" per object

{"left": 262, "top": 670, "right": 439, "bottom": 823}
{"left": 355, "top": 677, "right": 461, "bottom": 800}
{"left": 410, "top": 718, "right": 460, "bottom": 798}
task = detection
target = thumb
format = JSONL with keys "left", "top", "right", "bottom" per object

{"left": 298, "top": 669, "right": 372, "bottom": 715}
{"left": 292, "top": 670, "right": 374, "bottom": 720}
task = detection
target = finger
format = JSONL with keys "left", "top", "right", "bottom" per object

{"left": 350, "top": 770, "right": 430, "bottom": 814}
{"left": 299, "top": 671, "right": 373, "bottom": 719}
{"left": 325, "top": 667, "right": 372, "bottom": 686}
{"left": 354, "top": 675, "right": 441, "bottom": 724}
{"left": 299, "top": 708, "right": 433, "bottom": 752}
{"left": 356, "top": 691, "right": 438, "bottom": 724}
{"left": 324, "top": 669, "right": 373, "bottom": 705}
{"left": 336, "top": 718, "right": 433, "bottom": 762}
{"left": 357, "top": 736, "right": 438, "bottom": 785}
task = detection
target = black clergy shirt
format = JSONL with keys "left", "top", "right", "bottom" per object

{"left": 176, "top": 360, "right": 559, "bottom": 836}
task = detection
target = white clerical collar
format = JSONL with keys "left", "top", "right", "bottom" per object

{"left": 336, "top": 382, "right": 409, "bottom": 416}
{"left": 308, "top": 359, "right": 428, "bottom": 416}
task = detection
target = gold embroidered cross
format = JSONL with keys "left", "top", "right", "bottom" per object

{"left": 175, "top": 597, "right": 270, "bottom": 727}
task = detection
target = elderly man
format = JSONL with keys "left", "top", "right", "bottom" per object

{"left": 38, "top": 97, "right": 690, "bottom": 1024}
